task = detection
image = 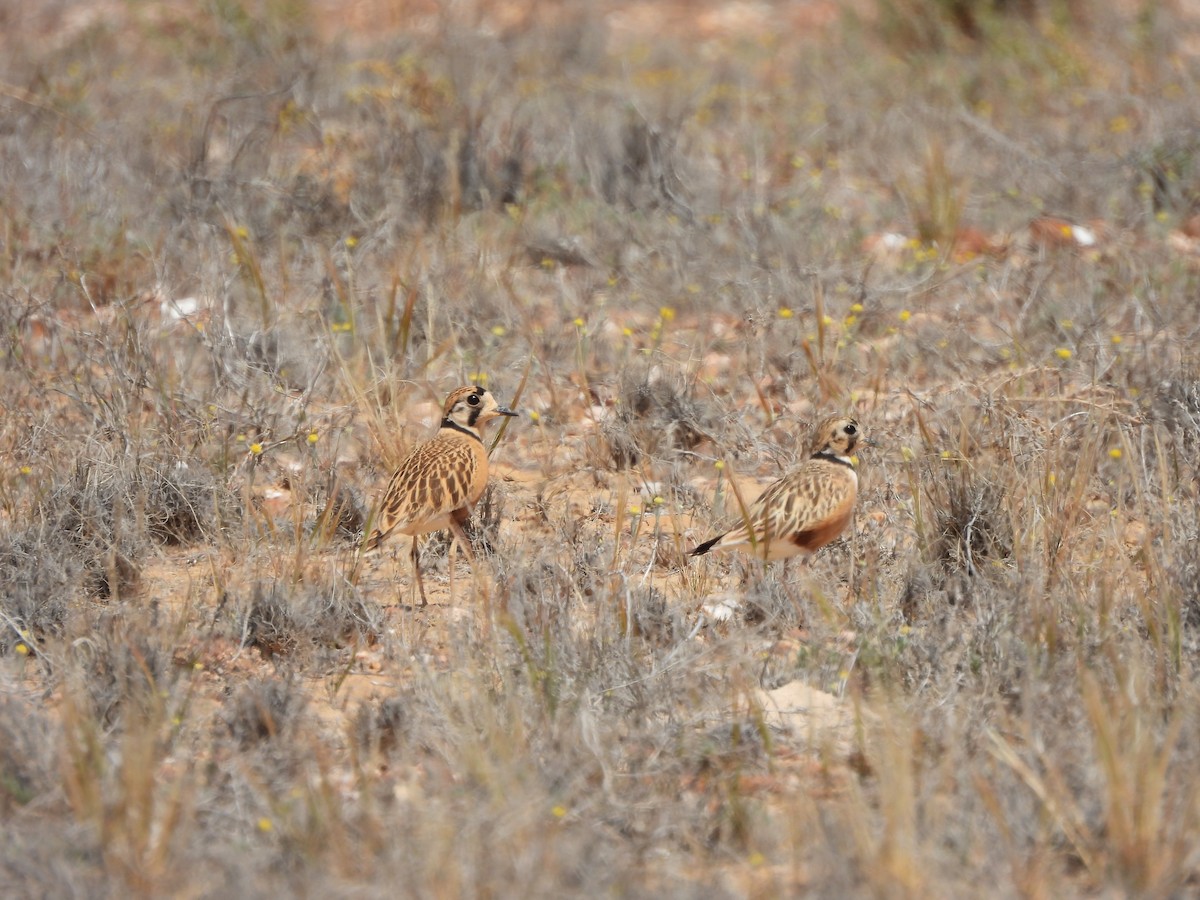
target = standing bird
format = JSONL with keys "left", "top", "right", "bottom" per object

{"left": 691, "top": 415, "right": 863, "bottom": 563}
{"left": 364, "top": 385, "right": 518, "bottom": 606}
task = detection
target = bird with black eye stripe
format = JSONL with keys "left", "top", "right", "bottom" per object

{"left": 364, "top": 385, "right": 518, "bottom": 607}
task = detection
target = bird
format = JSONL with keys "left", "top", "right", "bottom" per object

{"left": 690, "top": 415, "right": 863, "bottom": 564}
{"left": 363, "top": 385, "right": 518, "bottom": 606}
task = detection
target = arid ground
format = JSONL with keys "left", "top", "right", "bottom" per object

{"left": 3, "top": 0, "right": 1200, "bottom": 895}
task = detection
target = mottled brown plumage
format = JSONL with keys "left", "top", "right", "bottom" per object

{"left": 365, "top": 385, "right": 517, "bottom": 605}
{"left": 691, "top": 415, "right": 862, "bottom": 562}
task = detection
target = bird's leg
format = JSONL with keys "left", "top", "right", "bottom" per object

{"left": 784, "top": 555, "right": 815, "bottom": 626}
{"left": 411, "top": 535, "right": 429, "bottom": 608}
{"left": 447, "top": 517, "right": 477, "bottom": 606}
{"left": 449, "top": 510, "right": 476, "bottom": 560}
{"left": 450, "top": 515, "right": 494, "bottom": 635}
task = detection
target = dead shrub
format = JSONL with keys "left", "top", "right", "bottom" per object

{"left": 601, "top": 372, "right": 717, "bottom": 468}
{"left": 241, "top": 577, "right": 383, "bottom": 658}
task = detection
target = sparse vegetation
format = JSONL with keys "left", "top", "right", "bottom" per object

{"left": 3, "top": 0, "right": 1200, "bottom": 894}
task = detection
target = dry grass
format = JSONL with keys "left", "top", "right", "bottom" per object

{"left": 4, "top": 0, "right": 1200, "bottom": 894}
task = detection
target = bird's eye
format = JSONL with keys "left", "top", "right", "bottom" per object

{"left": 845, "top": 423, "right": 857, "bottom": 435}
{"left": 467, "top": 394, "right": 481, "bottom": 406}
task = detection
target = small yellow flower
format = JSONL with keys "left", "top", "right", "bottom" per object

{"left": 236, "top": 433, "right": 247, "bottom": 443}
{"left": 193, "top": 661, "right": 204, "bottom": 671}
{"left": 898, "top": 310, "right": 911, "bottom": 323}
{"left": 901, "top": 446, "right": 914, "bottom": 462}
{"left": 1048, "top": 472, "right": 1057, "bottom": 486}
{"left": 573, "top": 317, "right": 585, "bottom": 327}
{"left": 659, "top": 306, "right": 676, "bottom": 322}
{"left": 850, "top": 303, "right": 864, "bottom": 314}
{"left": 528, "top": 410, "right": 541, "bottom": 423}
{"left": 622, "top": 326, "right": 634, "bottom": 337}
{"left": 235, "top": 226, "right": 249, "bottom": 239}
{"left": 468, "top": 372, "right": 489, "bottom": 385}
{"left": 821, "top": 314, "right": 834, "bottom": 327}
{"left": 19, "top": 466, "right": 31, "bottom": 476}
{"left": 778, "top": 307, "right": 794, "bottom": 319}
{"left": 552, "top": 805, "right": 567, "bottom": 819}
{"left": 749, "top": 852, "right": 766, "bottom": 867}
{"left": 345, "top": 236, "right": 358, "bottom": 248}
{"left": 1055, "top": 348, "right": 1072, "bottom": 360}
{"left": 15, "top": 643, "right": 29, "bottom": 656}
{"left": 628, "top": 506, "right": 641, "bottom": 516}
{"left": 257, "top": 818, "right": 273, "bottom": 833}
{"left": 541, "top": 257, "right": 556, "bottom": 269}
{"left": 1111, "top": 335, "right": 1123, "bottom": 345}
{"left": 1060, "top": 319, "right": 1074, "bottom": 330}
{"left": 844, "top": 315, "right": 858, "bottom": 327}
{"left": 307, "top": 432, "right": 319, "bottom": 445}
{"left": 652, "top": 496, "right": 665, "bottom": 506}
{"left": 491, "top": 325, "right": 506, "bottom": 337}
{"left": 714, "top": 460, "right": 725, "bottom": 471}
{"left": 249, "top": 443, "right": 264, "bottom": 456}
{"left": 940, "top": 450, "right": 951, "bottom": 459}
{"left": 1108, "top": 448, "right": 1122, "bottom": 460}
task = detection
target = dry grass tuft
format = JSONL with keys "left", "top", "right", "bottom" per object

{"left": 224, "top": 675, "right": 310, "bottom": 748}
{"left": 241, "top": 577, "right": 382, "bottom": 659}
{"left": 602, "top": 370, "right": 718, "bottom": 468}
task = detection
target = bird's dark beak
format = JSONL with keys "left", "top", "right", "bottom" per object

{"left": 497, "top": 406, "right": 519, "bottom": 417}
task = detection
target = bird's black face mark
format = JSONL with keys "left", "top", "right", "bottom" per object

{"left": 837, "top": 420, "right": 860, "bottom": 454}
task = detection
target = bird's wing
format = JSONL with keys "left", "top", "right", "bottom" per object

{"left": 720, "top": 461, "right": 856, "bottom": 549}
{"left": 364, "top": 437, "right": 479, "bottom": 548}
